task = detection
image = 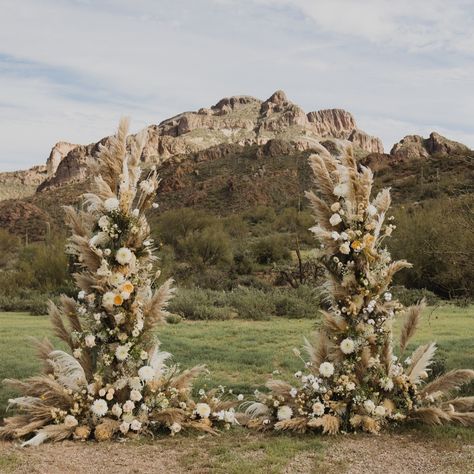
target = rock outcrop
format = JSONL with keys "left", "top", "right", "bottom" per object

{"left": 390, "top": 132, "right": 471, "bottom": 160}
{"left": 28, "top": 90, "right": 385, "bottom": 193}
{"left": 0, "top": 165, "right": 48, "bottom": 201}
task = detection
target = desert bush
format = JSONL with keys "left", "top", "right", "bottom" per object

{"left": 243, "top": 206, "right": 276, "bottom": 225}
{"left": 227, "top": 287, "right": 275, "bottom": 320}
{"left": 252, "top": 235, "right": 291, "bottom": 264}
{"left": 0, "top": 229, "right": 20, "bottom": 269}
{"left": 273, "top": 285, "right": 322, "bottom": 319}
{"left": 391, "top": 286, "right": 440, "bottom": 306}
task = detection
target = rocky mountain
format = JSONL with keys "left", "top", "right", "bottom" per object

{"left": 0, "top": 90, "right": 383, "bottom": 198}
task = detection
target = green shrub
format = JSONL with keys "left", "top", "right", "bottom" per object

{"left": 252, "top": 235, "right": 291, "bottom": 264}
{"left": 179, "top": 227, "right": 233, "bottom": 265}
{"left": 273, "top": 285, "right": 322, "bottom": 319}
{"left": 227, "top": 287, "right": 275, "bottom": 320}
{"left": 391, "top": 286, "right": 440, "bottom": 306}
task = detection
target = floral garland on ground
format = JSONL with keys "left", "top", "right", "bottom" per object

{"left": 0, "top": 120, "right": 238, "bottom": 445}
{"left": 245, "top": 149, "right": 474, "bottom": 434}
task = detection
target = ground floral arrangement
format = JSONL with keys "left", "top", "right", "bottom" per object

{"left": 1, "top": 123, "right": 473, "bottom": 447}
{"left": 244, "top": 149, "right": 474, "bottom": 434}
{"left": 0, "top": 120, "right": 239, "bottom": 446}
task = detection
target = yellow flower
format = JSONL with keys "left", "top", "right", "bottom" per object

{"left": 113, "top": 294, "right": 124, "bottom": 306}
{"left": 351, "top": 240, "right": 363, "bottom": 251}
{"left": 121, "top": 281, "right": 134, "bottom": 294}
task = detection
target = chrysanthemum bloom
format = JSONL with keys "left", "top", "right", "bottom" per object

{"left": 277, "top": 406, "right": 293, "bottom": 421}
{"left": 91, "top": 399, "right": 108, "bottom": 417}
{"left": 195, "top": 403, "right": 211, "bottom": 418}
{"left": 115, "top": 247, "right": 134, "bottom": 265}
{"left": 319, "top": 362, "right": 335, "bottom": 378}
{"left": 340, "top": 338, "right": 355, "bottom": 354}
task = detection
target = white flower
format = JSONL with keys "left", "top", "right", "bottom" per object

{"left": 78, "top": 290, "right": 86, "bottom": 300}
{"left": 138, "top": 365, "right": 155, "bottom": 382}
{"left": 116, "top": 247, "right": 134, "bottom": 265}
{"left": 333, "top": 183, "right": 348, "bottom": 197}
{"left": 109, "top": 272, "right": 125, "bottom": 287}
{"left": 384, "top": 292, "right": 392, "bottom": 302}
{"left": 277, "top": 405, "right": 293, "bottom": 421}
{"left": 71, "top": 344, "right": 82, "bottom": 357}
{"left": 91, "top": 399, "right": 108, "bottom": 417}
{"left": 64, "top": 415, "right": 78, "bottom": 428}
{"left": 87, "top": 383, "right": 96, "bottom": 395}
{"left": 331, "top": 231, "right": 340, "bottom": 241}
{"left": 339, "top": 242, "right": 350, "bottom": 254}
{"left": 104, "top": 197, "right": 119, "bottom": 212}
{"left": 119, "top": 421, "right": 130, "bottom": 434}
{"left": 195, "top": 403, "right": 211, "bottom": 418}
{"left": 114, "top": 312, "right": 125, "bottom": 325}
{"left": 340, "top": 232, "right": 349, "bottom": 240}
{"left": 364, "top": 399, "right": 375, "bottom": 414}
{"left": 130, "top": 419, "right": 142, "bottom": 431}
{"left": 237, "top": 394, "right": 244, "bottom": 401}
{"left": 375, "top": 405, "right": 386, "bottom": 417}
{"left": 319, "top": 362, "right": 335, "bottom": 378}
{"left": 367, "top": 204, "right": 377, "bottom": 216}
{"left": 112, "top": 403, "right": 123, "bottom": 418}
{"left": 312, "top": 402, "right": 325, "bottom": 416}
{"left": 130, "top": 389, "right": 142, "bottom": 402}
{"left": 98, "top": 388, "right": 106, "bottom": 397}
{"left": 312, "top": 381, "right": 320, "bottom": 391}
{"left": 329, "top": 213, "right": 342, "bottom": 226}
{"left": 340, "top": 338, "right": 355, "bottom": 354}
{"left": 139, "top": 179, "right": 155, "bottom": 195}
{"left": 123, "top": 400, "right": 135, "bottom": 413}
{"left": 102, "top": 291, "right": 115, "bottom": 308}
{"left": 132, "top": 328, "right": 140, "bottom": 337}
{"left": 224, "top": 410, "right": 236, "bottom": 424}
{"left": 98, "top": 215, "right": 110, "bottom": 230}
{"left": 132, "top": 208, "right": 140, "bottom": 217}
{"left": 84, "top": 335, "right": 96, "bottom": 348}
{"left": 115, "top": 345, "right": 129, "bottom": 361}
{"left": 170, "top": 422, "right": 182, "bottom": 434}
{"left": 380, "top": 377, "right": 394, "bottom": 391}
{"left": 404, "top": 357, "right": 412, "bottom": 366}
{"left": 346, "top": 382, "right": 356, "bottom": 391}
{"left": 330, "top": 202, "right": 341, "bottom": 212}
{"left": 140, "top": 350, "right": 149, "bottom": 360}
{"left": 129, "top": 377, "right": 142, "bottom": 390}
{"left": 152, "top": 202, "right": 159, "bottom": 209}
{"left": 290, "top": 387, "right": 298, "bottom": 398}
{"left": 104, "top": 248, "right": 111, "bottom": 256}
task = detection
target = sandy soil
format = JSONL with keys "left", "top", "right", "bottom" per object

{"left": 0, "top": 433, "right": 472, "bottom": 474}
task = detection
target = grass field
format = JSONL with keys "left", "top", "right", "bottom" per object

{"left": 0, "top": 306, "right": 473, "bottom": 473}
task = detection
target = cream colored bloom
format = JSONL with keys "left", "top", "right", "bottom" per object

{"left": 340, "top": 338, "right": 355, "bottom": 354}
{"left": 375, "top": 405, "right": 386, "bottom": 417}
{"left": 364, "top": 399, "right": 375, "bottom": 414}
{"left": 84, "top": 335, "right": 96, "bottom": 348}
{"left": 102, "top": 291, "right": 115, "bottom": 308}
{"left": 116, "top": 247, "right": 134, "bottom": 265}
{"left": 312, "top": 402, "right": 325, "bottom": 416}
{"left": 123, "top": 400, "right": 135, "bottom": 413}
{"left": 130, "top": 389, "right": 142, "bottom": 402}
{"left": 119, "top": 421, "right": 130, "bottom": 434}
{"left": 329, "top": 213, "right": 342, "bottom": 226}
{"left": 277, "top": 405, "right": 293, "bottom": 421}
{"left": 130, "top": 420, "right": 142, "bottom": 431}
{"left": 115, "top": 344, "right": 129, "bottom": 361}
{"left": 104, "top": 197, "right": 119, "bottom": 212}
{"left": 64, "top": 415, "right": 78, "bottom": 428}
{"left": 111, "top": 403, "right": 123, "bottom": 418}
{"left": 331, "top": 202, "right": 341, "bottom": 212}
{"left": 109, "top": 272, "right": 125, "bottom": 287}
{"left": 339, "top": 242, "right": 350, "bottom": 254}
{"left": 91, "top": 399, "right": 108, "bottom": 417}
{"left": 195, "top": 403, "right": 211, "bottom": 418}
{"left": 319, "top": 362, "right": 335, "bottom": 378}
{"left": 138, "top": 365, "right": 155, "bottom": 382}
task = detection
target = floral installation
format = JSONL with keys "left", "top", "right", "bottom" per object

{"left": 244, "top": 149, "right": 474, "bottom": 434}
{"left": 0, "top": 120, "right": 238, "bottom": 445}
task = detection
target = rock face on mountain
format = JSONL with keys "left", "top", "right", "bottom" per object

{"left": 390, "top": 132, "right": 470, "bottom": 160}
{"left": 30, "top": 90, "right": 384, "bottom": 192}
{"left": 0, "top": 165, "right": 48, "bottom": 201}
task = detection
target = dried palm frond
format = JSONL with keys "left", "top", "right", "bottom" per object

{"left": 245, "top": 402, "right": 270, "bottom": 418}
{"left": 399, "top": 300, "right": 426, "bottom": 353}
{"left": 303, "top": 331, "right": 329, "bottom": 369}
{"left": 48, "top": 300, "right": 73, "bottom": 348}
{"left": 372, "top": 188, "right": 391, "bottom": 213}
{"left": 307, "top": 153, "right": 336, "bottom": 199}
{"left": 148, "top": 345, "right": 172, "bottom": 381}
{"left": 420, "top": 369, "right": 474, "bottom": 399}
{"left": 274, "top": 417, "right": 308, "bottom": 433}
{"left": 143, "top": 278, "right": 175, "bottom": 329}
{"left": 32, "top": 337, "right": 54, "bottom": 374}
{"left": 22, "top": 423, "right": 75, "bottom": 447}
{"left": 266, "top": 380, "right": 292, "bottom": 397}
{"left": 381, "top": 335, "right": 393, "bottom": 373}
{"left": 305, "top": 191, "right": 332, "bottom": 228}
{"left": 149, "top": 408, "right": 185, "bottom": 426}
{"left": 407, "top": 342, "right": 437, "bottom": 384}
{"left": 307, "top": 414, "right": 340, "bottom": 435}
{"left": 443, "top": 397, "right": 474, "bottom": 413}
{"left": 169, "top": 365, "right": 207, "bottom": 392}
{"left": 182, "top": 420, "right": 218, "bottom": 434}
{"left": 48, "top": 350, "right": 87, "bottom": 391}
{"left": 408, "top": 407, "right": 452, "bottom": 426}
{"left": 448, "top": 412, "right": 474, "bottom": 426}
{"left": 322, "top": 310, "right": 348, "bottom": 333}
{"left": 59, "top": 295, "right": 82, "bottom": 333}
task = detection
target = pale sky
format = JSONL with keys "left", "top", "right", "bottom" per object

{"left": 0, "top": 0, "right": 473, "bottom": 171}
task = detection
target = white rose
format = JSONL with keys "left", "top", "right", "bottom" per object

{"left": 329, "top": 213, "right": 342, "bottom": 226}
{"left": 277, "top": 405, "right": 293, "bottom": 421}
{"left": 102, "top": 291, "right": 115, "bottom": 308}
{"left": 339, "top": 242, "right": 350, "bottom": 254}
{"left": 340, "top": 338, "right": 355, "bottom": 354}
{"left": 363, "top": 399, "right": 375, "bottom": 414}
{"left": 290, "top": 387, "right": 298, "bottom": 398}
{"left": 119, "top": 421, "right": 130, "bottom": 434}
{"left": 330, "top": 202, "right": 341, "bottom": 212}
{"left": 116, "top": 247, "right": 134, "bottom": 265}
{"left": 129, "top": 377, "right": 142, "bottom": 390}
{"left": 319, "top": 362, "right": 335, "bottom": 378}
{"left": 375, "top": 405, "right": 386, "bottom": 417}
{"left": 138, "top": 365, "right": 155, "bottom": 382}
{"left": 312, "top": 402, "right": 325, "bottom": 416}
{"left": 91, "top": 399, "right": 108, "bottom": 417}
{"left": 84, "top": 335, "right": 96, "bottom": 348}
{"left": 78, "top": 290, "right": 86, "bottom": 300}
{"left": 98, "top": 388, "right": 106, "bottom": 397}
{"left": 130, "top": 389, "right": 142, "bottom": 402}
{"left": 130, "top": 419, "right": 142, "bottom": 431}
{"left": 64, "top": 415, "right": 78, "bottom": 428}
{"left": 123, "top": 400, "right": 135, "bottom": 413}
{"left": 104, "top": 197, "right": 119, "bottom": 212}
{"left": 195, "top": 403, "right": 211, "bottom": 419}
{"left": 111, "top": 403, "right": 123, "bottom": 418}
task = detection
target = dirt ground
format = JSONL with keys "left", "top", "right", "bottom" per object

{"left": 0, "top": 432, "right": 472, "bottom": 474}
